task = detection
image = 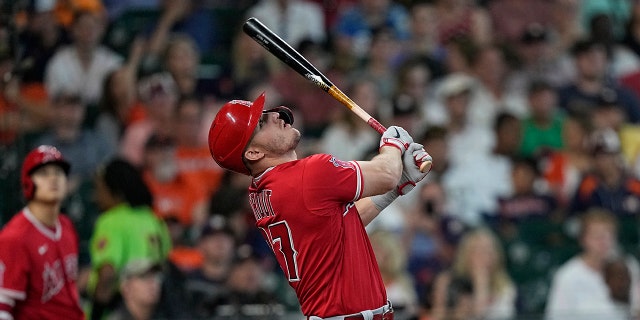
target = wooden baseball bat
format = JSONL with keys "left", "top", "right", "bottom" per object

{"left": 242, "top": 17, "right": 431, "bottom": 173}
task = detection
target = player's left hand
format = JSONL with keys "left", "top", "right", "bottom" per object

{"left": 397, "top": 143, "right": 432, "bottom": 195}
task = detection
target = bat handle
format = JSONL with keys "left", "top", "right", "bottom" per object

{"left": 366, "top": 118, "right": 387, "bottom": 135}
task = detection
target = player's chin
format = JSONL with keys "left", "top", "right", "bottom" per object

{"left": 292, "top": 129, "right": 302, "bottom": 144}
{"left": 36, "top": 193, "right": 66, "bottom": 204}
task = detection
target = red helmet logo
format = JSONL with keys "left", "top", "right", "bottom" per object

{"left": 21, "top": 145, "right": 71, "bottom": 200}
{"left": 208, "top": 93, "right": 266, "bottom": 175}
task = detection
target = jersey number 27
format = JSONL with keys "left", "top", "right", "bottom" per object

{"left": 261, "top": 221, "right": 300, "bottom": 282}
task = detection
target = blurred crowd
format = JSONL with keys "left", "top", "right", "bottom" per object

{"left": 2, "top": 0, "right": 640, "bottom": 319}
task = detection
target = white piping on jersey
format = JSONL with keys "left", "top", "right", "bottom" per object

{"left": 22, "top": 207, "right": 62, "bottom": 241}
{"left": 0, "top": 294, "right": 15, "bottom": 307}
{"left": 350, "top": 161, "right": 362, "bottom": 202}
{"left": 0, "top": 310, "right": 13, "bottom": 320}
{"left": 0, "top": 288, "right": 25, "bottom": 301}
{"left": 252, "top": 166, "right": 275, "bottom": 187}
{"left": 343, "top": 202, "right": 355, "bottom": 216}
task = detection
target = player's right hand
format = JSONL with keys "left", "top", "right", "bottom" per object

{"left": 397, "top": 143, "right": 431, "bottom": 195}
{"left": 380, "top": 126, "right": 413, "bottom": 153}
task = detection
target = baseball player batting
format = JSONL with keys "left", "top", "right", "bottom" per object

{"left": 0, "top": 146, "right": 84, "bottom": 320}
{"left": 208, "top": 93, "right": 432, "bottom": 319}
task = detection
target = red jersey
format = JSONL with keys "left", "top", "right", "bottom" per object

{"left": 0, "top": 208, "right": 84, "bottom": 320}
{"left": 249, "top": 154, "right": 386, "bottom": 317}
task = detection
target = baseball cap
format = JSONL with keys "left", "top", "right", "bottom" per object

{"left": 589, "top": 128, "right": 621, "bottom": 154}
{"left": 120, "top": 258, "right": 162, "bottom": 279}
{"left": 200, "top": 215, "right": 235, "bottom": 239}
{"left": 440, "top": 215, "right": 467, "bottom": 245}
{"left": 438, "top": 73, "right": 475, "bottom": 98}
{"left": 521, "top": 23, "right": 548, "bottom": 44}
{"left": 570, "top": 38, "right": 603, "bottom": 56}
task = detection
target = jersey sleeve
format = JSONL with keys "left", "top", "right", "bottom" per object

{"left": 301, "top": 154, "right": 364, "bottom": 213}
{"left": 90, "top": 216, "right": 124, "bottom": 270}
{"left": 0, "top": 233, "right": 28, "bottom": 302}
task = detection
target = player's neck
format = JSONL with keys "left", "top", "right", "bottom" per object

{"left": 581, "top": 253, "right": 605, "bottom": 272}
{"left": 252, "top": 151, "right": 297, "bottom": 176}
{"left": 27, "top": 201, "right": 60, "bottom": 227}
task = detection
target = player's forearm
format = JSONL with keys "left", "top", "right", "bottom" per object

{"left": 357, "top": 146, "right": 402, "bottom": 198}
{"left": 355, "top": 197, "right": 381, "bottom": 227}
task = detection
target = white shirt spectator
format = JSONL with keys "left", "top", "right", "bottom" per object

{"left": 319, "top": 123, "right": 378, "bottom": 161}
{"left": 246, "top": 0, "right": 326, "bottom": 49}
{"left": 45, "top": 46, "right": 122, "bottom": 104}
{"left": 545, "top": 256, "right": 637, "bottom": 320}
{"left": 441, "top": 152, "right": 512, "bottom": 226}
{"left": 469, "top": 82, "right": 529, "bottom": 130}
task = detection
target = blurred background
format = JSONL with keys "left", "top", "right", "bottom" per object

{"left": 2, "top": 0, "right": 640, "bottom": 319}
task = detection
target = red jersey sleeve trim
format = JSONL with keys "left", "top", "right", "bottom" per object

{"left": 349, "top": 161, "right": 363, "bottom": 202}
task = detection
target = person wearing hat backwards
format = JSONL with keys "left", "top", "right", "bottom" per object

{"left": 0, "top": 145, "right": 84, "bottom": 320}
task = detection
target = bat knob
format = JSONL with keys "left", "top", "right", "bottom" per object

{"left": 418, "top": 159, "right": 432, "bottom": 173}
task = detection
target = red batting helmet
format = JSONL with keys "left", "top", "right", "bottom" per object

{"left": 21, "top": 145, "right": 71, "bottom": 200}
{"left": 208, "top": 93, "right": 266, "bottom": 175}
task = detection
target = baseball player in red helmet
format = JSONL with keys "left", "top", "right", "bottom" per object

{"left": 208, "top": 93, "right": 431, "bottom": 319}
{"left": 0, "top": 145, "right": 84, "bottom": 320}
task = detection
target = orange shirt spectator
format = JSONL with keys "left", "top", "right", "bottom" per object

{"left": 143, "top": 169, "right": 207, "bottom": 227}
{"left": 176, "top": 146, "right": 224, "bottom": 197}
{"left": 143, "top": 135, "right": 208, "bottom": 227}
{"left": 174, "top": 96, "right": 225, "bottom": 196}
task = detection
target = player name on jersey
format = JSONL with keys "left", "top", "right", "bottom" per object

{"left": 249, "top": 190, "right": 276, "bottom": 221}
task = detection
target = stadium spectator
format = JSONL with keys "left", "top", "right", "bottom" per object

{"left": 142, "top": 134, "right": 208, "bottom": 228}
{"left": 430, "top": 227, "right": 517, "bottom": 320}
{"left": 319, "top": 77, "right": 380, "bottom": 161}
{"left": 245, "top": 0, "right": 326, "bottom": 50}
{"left": 545, "top": 208, "right": 640, "bottom": 320}
{"left": 332, "top": 0, "right": 410, "bottom": 60}
{"left": 32, "top": 90, "right": 114, "bottom": 192}
{"left": 217, "top": 245, "right": 286, "bottom": 317}
{"left": 45, "top": 9, "right": 122, "bottom": 106}
{"left": 587, "top": 13, "right": 640, "bottom": 79}
{"left": 468, "top": 44, "right": 528, "bottom": 130}
{"left": 119, "top": 72, "right": 178, "bottom": 167}
{"left": 557, "top": 38, "right": 640, "bottom": 123}
{"left": 569, "top": 128, "right": 640, "bottom": 216}
{"left": 185, "top": 217, "right": 237, "bottom": 318}
{"left": 404, "top": 2, "right": 445, "bottom": 80}
{"left": 89, "top": 158, "right": 171, "bottom": 319}
{"left": 518, "top": 79, "right": 565, "bottom": 158}
{"left": 107, "top": 259, "right": 164, "bottom": 320}
{"left": 428, "top": 0, "right": 493, "bottom": 47}
{"left": 370, "top": 229, "right": 419, "bottom": 319}
{"left": 488, "top": 0, "right": 554, "bottom": 47}
{"left": 95, "top": 38, "right": 147, "bottom": 151}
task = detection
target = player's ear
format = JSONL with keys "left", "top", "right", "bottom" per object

{"left": 244, "top": 146, "right": 265, "bottom": 162}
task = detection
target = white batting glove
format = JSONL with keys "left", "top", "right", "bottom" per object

{"left": 397, "top": 143, "right": 432, "bottom": 195}
{"left": 379, "top": 126, "right": 412, "bottom": 153}
{"left": 371, "top": 143, "right": 432, "bottom": 211}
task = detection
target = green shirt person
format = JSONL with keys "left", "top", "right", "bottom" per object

{"left": 88, "top": 159, "right": 171, "bottom": 319}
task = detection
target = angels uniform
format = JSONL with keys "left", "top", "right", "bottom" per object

{"left": 0, "top": 208, "right": 84, "bottom": 320}
{"left": 249, "top": 154, "right": 387, "bottom": 317}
